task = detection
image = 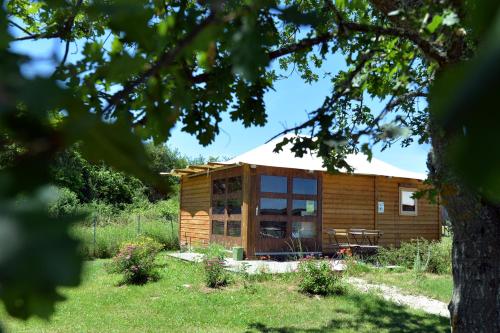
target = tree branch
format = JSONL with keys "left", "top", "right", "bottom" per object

{"left": 191, "top": 18, "right": 446, "bottom": 84}
{"left": 102, "top": 13, "right": 219, "bottom": 116}
{"left": 266, "top": 49, "right": 377, "bottom": 143}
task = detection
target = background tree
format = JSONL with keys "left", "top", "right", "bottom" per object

{"left": 1, "top": 0, "right": 499, "bottom": 331}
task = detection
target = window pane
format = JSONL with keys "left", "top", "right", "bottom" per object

{"left": 212, "top": 220, "right": 224, "bottom": 235}
{"left": 292, "top": 200, "right": 317, "bottom": 216}
{"left": 260, "top": 198, "right": 287, "bottom": 215}
{"left": 212, "top": 200, "right": 225, "bottom": 214}
{"left": 228, "top": 176, "right": 242, "bottom": 193}
{"left": 227, "top": 220, "right": 241, "bottom": 237}
{"left": 293, "top": 178, "right": 317, "bottom": 195}
{"left": 261, "top": 175, "right": 287, "bottom": 193}
{"left": 212, "top": 179, "right": 226, "bottom": 195}
{"left": 227, "top": 199, "right": 242, "bottom": 215}
{"left": 401, "top": 190, "right": 416, "bottom": 212}
{"left": 260, "top": 221, "right": 286, "bottom": 239}
{"left": 292, "top": 222, "right": 316, "bottom": 239}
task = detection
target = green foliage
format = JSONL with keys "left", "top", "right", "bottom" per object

{"left": 377, "top": 238, "right": 451, "bottom": 275}
{"left": 48, "top": 187, "right": 80, "bottom": 218}
{"left": 73, "top": 199, "right": 180, "bottom": 259}
{"left": 0, "top": 191, "right": 82, "bottom": 320}
{"left": 195, "top": 243, "right": 227, "bottom": 260}
{"left": 297, "top": 258, "right": 346, "bottom": 296}
{"left": 203, "top": 257, "right": 231, "bottom": 288}
{"left": 108, "top": 236, "right": 162, "bottom": 284}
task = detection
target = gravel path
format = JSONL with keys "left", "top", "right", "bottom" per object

{"left": 348, "top": 277, "right": 450, "bottom": 318}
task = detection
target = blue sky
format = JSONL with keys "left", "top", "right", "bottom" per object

{"left": 10, "top": 31, "right": 430, "bottom": 175}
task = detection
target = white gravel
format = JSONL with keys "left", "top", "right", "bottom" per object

{"left": 348, "top": 277, "right": 450, "bottom": 318}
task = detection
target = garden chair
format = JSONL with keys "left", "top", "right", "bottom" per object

{"left": 326, "top": 228, "right": 359, "bottom": 253}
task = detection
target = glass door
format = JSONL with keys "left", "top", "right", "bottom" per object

{"left": 254, "top": 169, "right": 321, "bottom": 254}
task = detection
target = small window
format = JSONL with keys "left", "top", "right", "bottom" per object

{"left": 212, "top": 179, "right": 226, "bottom": 195}
{"left": 228, "top": 176, "right": 242, "bottom": 193}
{"left": 292, "top": 200, "right": 317, "bottom": 216}
{"left": 261, "top": 175, "right": 287, "bottom": 193}
{"left": 212, "top": 200, "right": 225, "bottom": 215}
{"left": 293, "top": 178, "right": 317, "bottom": 195}
{"left": 292, "top": 222, "right": 316, "bottom": 239}
{"left": 227, "top": 220, "right": 241, "bottom": 237}
{"left": 400, "top": 188, "right": 418, "bottom": 216}
{"left": 260, "top": 198, "right": 287, "bottom": 215}
{"left": 227, "top": 199, "right": 242, "bottom": 215}
{"left": 260, "top": 221, "right": 286, "bottom": 239}
{"left": 212, "top": 220, "right": 225, "bottom": 235}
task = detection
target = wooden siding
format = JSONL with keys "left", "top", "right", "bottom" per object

{"left": 322, "top": 174, "right": 440, "bottom": 248}
{"left": 375, "top": 176, "right": 440, "bottom": 247}
{"left": 322, "top": 174, "right": 375, "bottom": 247}
{"left": 179, "top": 174, "right": 211, "bottom": 248}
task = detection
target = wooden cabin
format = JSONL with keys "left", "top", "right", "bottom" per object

{"left": 173, "top": 137, "right": 441, "bottom": 258}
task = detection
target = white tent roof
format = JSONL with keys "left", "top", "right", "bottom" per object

{"left": 224, "top": 136, "right": 426, "bottom": 180}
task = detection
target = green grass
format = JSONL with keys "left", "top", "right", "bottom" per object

{"left": 0, "top": 255, "right": 449, "bottom": 333}
{"left": 355, "top": 269, "right": 452, "bottom": 303}
{"left": 72, "top": 220, "right": 179, "bottom": 259}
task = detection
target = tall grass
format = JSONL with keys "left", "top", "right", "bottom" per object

{"left": 73, "top": 219, "right": 179, "bottom": 259}
{"left": 376, "top": 237, "right": 452, "bottom": 274}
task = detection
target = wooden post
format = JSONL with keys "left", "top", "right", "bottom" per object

{"left": 241, "top": 164, "right": 251, "bottom": 258}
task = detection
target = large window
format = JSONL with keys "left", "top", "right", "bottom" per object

{"left": 400, "top": 187, "right": 418, "bottom": 216}
{"left": 261, "top": 175, "right": 287, "bottom": 193}
{"left": 211, "top": 175, "right": 242, "bottom": 238}
{"left": 257, "top": 174, "right": 319, "bottom": 244}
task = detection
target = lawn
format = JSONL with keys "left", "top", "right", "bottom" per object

{"left": 355, "top": 269, "right": 452, "bottom": 303}
{"left": 0, "top": 255, "right": 450, "bottom": 333}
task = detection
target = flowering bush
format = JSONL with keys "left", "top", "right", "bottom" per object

{"left": 203, "top": 257, "right": 230, "bottom": 288}
{"left": 297, "top": 257, "right": 346, "bottom": 296}
{"left": 109, "top": 236, "right": 162, "bottom": 284}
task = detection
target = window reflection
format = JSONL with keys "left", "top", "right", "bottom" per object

{"left": 261, "top": 175, "right": 287, "bottom": 193}
{"left": 212, "top": 200, "right": 225, "bottom": 214}
{"left": 292, "top": 222, "right": 316, "bottom": 238}
{"left": 227, "top": 220, "right": 241, "bottom": 237}
{"left": 260, "top": 221, "right": 286, "bottom": 239}
{"left": 212, "top": 220, "right": 224, "bottom": 235}
{"left": 227, "top": 199, "right": 242, "bottom": 215}
{"left": 292, "top": 200, "right": 317, "bottom": 216}
{"left": 293, "top": 178, "right": 317, "bottom": 195}
{"left": 260, "top": 198, "right": 287, "bottom": 215}
{"left": 212, "top": 179, "right": 226, "bottom": 195}
{"left": 228, "top": 176, "right": 242, "bottom": 193}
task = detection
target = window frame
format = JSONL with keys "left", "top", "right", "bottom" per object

{"left": 210, "top": 172, "right": 243, "bottom": 239}
{"left": 399, "top": 187, "right": 418, "bottom": 216}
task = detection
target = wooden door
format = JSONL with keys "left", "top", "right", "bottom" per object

{"left": 253, "top": 167, "right": 322, "bottom": 255}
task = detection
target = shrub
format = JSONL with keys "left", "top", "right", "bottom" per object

{"left": 377, "top": 238, "right": 451, "bottom": 274}
{"left": 297, "top": 258, "right": 346, "bottom": 296}
{"left": 109, "top": 236, "right": 162, "bottom": 284}
{"left": 48, "top": 187, "right": 80, "bottom": 217}
{"left": 203, "top": 257, "right": 230, "bottom": 288}
{"left": 195, "top": 243, "right": 227, "bottom": 260}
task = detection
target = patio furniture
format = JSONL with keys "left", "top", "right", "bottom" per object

{"left": 349, "top": 228, "right": 366, "bottom": 244}
{"left": 326, "top": 228, "right": 359, "bottom": 252}
{"left": 363, "top": 229, "right": 383, "bottom": 246}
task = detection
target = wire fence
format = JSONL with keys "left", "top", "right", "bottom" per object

{"left": 73, "top": 213, "right": 179, "bottom": 259}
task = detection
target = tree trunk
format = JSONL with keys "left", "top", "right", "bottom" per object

{"left": 430, "top": 134, "right": 500, "bottom": 332}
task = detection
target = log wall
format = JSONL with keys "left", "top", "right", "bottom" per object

{"left": 179, "top": 174, "right": 211, "bottom": 248}
{"left": 322, "top": 174, "right": 440, "bottom": 248}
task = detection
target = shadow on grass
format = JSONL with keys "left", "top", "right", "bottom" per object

{"left": 246, "top": 293, "right": 449, "bottom": 333}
